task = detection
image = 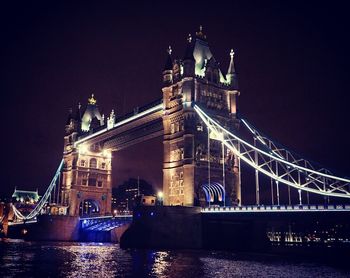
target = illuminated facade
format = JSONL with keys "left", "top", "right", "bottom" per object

{"left": 162, "top": 27, "right": 241, "bottom": 206}
{"left": 59, "top": 27, "right": 241, "bottom": 213}
{"left": 62, "top": 95, "right": 112, "bottom": 216}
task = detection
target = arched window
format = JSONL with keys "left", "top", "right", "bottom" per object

{"left": 89, "top": 158, "right": 97, "bottom": 168}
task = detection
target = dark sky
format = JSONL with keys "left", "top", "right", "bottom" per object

{"left": 1, "top": 1, "right": 350, "bottom": 201}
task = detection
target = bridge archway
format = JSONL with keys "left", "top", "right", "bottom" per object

{"left": 201, "top": 182, "right": 226, "bottom": 207}
{"left": 79, "top": 199, "right": 100, "bottom": 217}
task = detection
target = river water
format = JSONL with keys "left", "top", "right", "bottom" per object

{"left": 0, "top": 239, "right": 349, "bottom": 278}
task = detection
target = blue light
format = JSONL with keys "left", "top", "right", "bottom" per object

{"left": 137, "top": 213, "right": 141, "bottom": 218}
{"left": 150, "top": 212, "right": 154, "bottom": 216}
{"left": 83, "top": 219, "right": 87, "bottom": 224}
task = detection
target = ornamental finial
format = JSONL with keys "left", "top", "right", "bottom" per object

{"left": 167, "top": 45, "right": 172, "bottom": 55}
{"left": 88, "top": 94, "right": 96, "bottom": 105}
{"left": 230, "top": 49, "right": 234, "bottom": 59}
{"left": 187, "top": 33, "right": 192, "bottom": 43}
{"left": 196, "top": 25, "right": 206, "bottom": 39}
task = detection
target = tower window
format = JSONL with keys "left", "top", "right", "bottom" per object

{"left": 89, "top": 158, "right": 97, "bottom": 168}
{"left": 88, "top": 178, "right": 96, "bottom": 186}
{"left": 101, "top": 162, "right": 106, "bottom": 169}
{"left": 82, "top": 179, "right": 87, "bottom": 186}
{"left": 97, "top": 181, "right": 103, "bottom": 187}
{"left": 80, "top": 160, "right": 86, "bottom": 167}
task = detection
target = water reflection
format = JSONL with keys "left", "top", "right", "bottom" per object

{"left": 55, "top": 243, "right": 123, "bottom": 277}
{"left": 0, "top": 239, "right": 349, "bottom": 278}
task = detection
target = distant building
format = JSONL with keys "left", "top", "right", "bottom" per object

{"left": 12, "top": 189, "right": 40, "bottom": 205}
{"left": 112, "top": 178, "right": 155, "bottom": 212}
{"left": 12, "top": 189, "right": 40, "bottom": 216}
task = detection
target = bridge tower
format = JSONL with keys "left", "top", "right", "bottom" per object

{"left": 162, "top": 28, "right": 241, "bottom": 206}
{"left": 61, "top": 95, "right": 112, "bottom": 216}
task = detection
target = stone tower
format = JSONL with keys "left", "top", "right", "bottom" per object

{"left": 162, "top": 28, "right": 241, "bottom": 207}
{"left": 61, "top": 95, "right": 112, "bottom": 216}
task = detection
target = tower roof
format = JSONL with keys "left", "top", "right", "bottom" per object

{"left": 81, "top": 94, "right": 104, "bottom": 132}
{"left": 191, "top": 26, "right": 226, "bottom": 81}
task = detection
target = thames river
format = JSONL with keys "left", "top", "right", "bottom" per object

{"left": 0, "top": 239, "right": 349, "bottom": 278}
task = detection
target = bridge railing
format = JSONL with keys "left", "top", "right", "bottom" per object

{"left": 202, "top": 204, "right": 350, "bottom": 213}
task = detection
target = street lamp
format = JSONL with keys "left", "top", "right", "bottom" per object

{"left": 157, "top": 191, "right": 163, "bottom": 206}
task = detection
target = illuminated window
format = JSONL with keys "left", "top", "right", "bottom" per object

{"left": 171, "top": 123, "right": 175, "bottom": 134}
{"left": 80, "top": 160, "right": 86, "bottom": 167}
{"left": 89, "top": 158, "right": 97, "bottom": 168}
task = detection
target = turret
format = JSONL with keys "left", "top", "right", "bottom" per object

{"left": 64, "top": 107, "right": 79, "bottom": 154}
{"left": 65, "top": 108, "right": 74, "bottom": 134}
{"left": 107, "top": 109, "right": 116, "bottom": 130}
{"left": 182, "top": 34, "right": 195, "bottom": 77}
{"left": 81, "top": 94, "right": 104, "bottom": 132}
{"left": 162, "top": 46, "right": 173, "bottom": 85}
{"left": 226, "top": 49, "right": 239, "bottom": 90}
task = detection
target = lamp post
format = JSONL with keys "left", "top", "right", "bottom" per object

{"left": 157, "top": 191, "right": 163, "bottom": 206}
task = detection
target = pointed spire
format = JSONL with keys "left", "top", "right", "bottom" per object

{"left": 227, "top": 49, "right": 236, "bottom": 74}
{"left": 167, "top": 45, "right": 172, "bottom": 55}
{"left": 74, "top": 102, "right": 82, "bottom": 122}
{"left": 184, "top": 34, "right": 195, "bottom": 61}
{"left": 226, "top": 49, "right": 238, "bottom": 89}
{"left": 163, "top": 45, "right": 173, "bottom": 71}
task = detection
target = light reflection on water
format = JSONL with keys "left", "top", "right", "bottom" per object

{"left": 0, "top": 239, "right": 349, "bottom": 278}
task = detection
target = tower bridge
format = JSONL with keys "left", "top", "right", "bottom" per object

{"left": 6, "top": 27, "right": 350, "bottom": 246}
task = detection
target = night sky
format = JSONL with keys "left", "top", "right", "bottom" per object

{"left": 1, "top": 1, "right": 350, "bottom": 203}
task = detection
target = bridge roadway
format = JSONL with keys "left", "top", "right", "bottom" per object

{"left": 76, "top": 98, "right": 163, "bottom": 151}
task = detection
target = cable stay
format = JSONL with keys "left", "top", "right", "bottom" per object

{"left": 11, "top": 160, "right": 64, "bottom": 221}
{"left": 194, "top": 105, "right": 350, "bottom": 199}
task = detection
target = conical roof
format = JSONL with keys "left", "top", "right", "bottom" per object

{"left": 81, "top": 94, "right": 103, "bottom": 132}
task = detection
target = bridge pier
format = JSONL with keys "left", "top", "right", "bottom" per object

{"left": 120, "top": 206, "right": 202, "bottom": 249}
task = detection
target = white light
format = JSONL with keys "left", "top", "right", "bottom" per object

{"left": 157, "top": 191, "right": 163, "bottom": 199}
{"left": 102, "top": 149, "right": 112, "bottom": 158}
{"left": 79, "top": 144, "right": 88, "bottom": 154}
